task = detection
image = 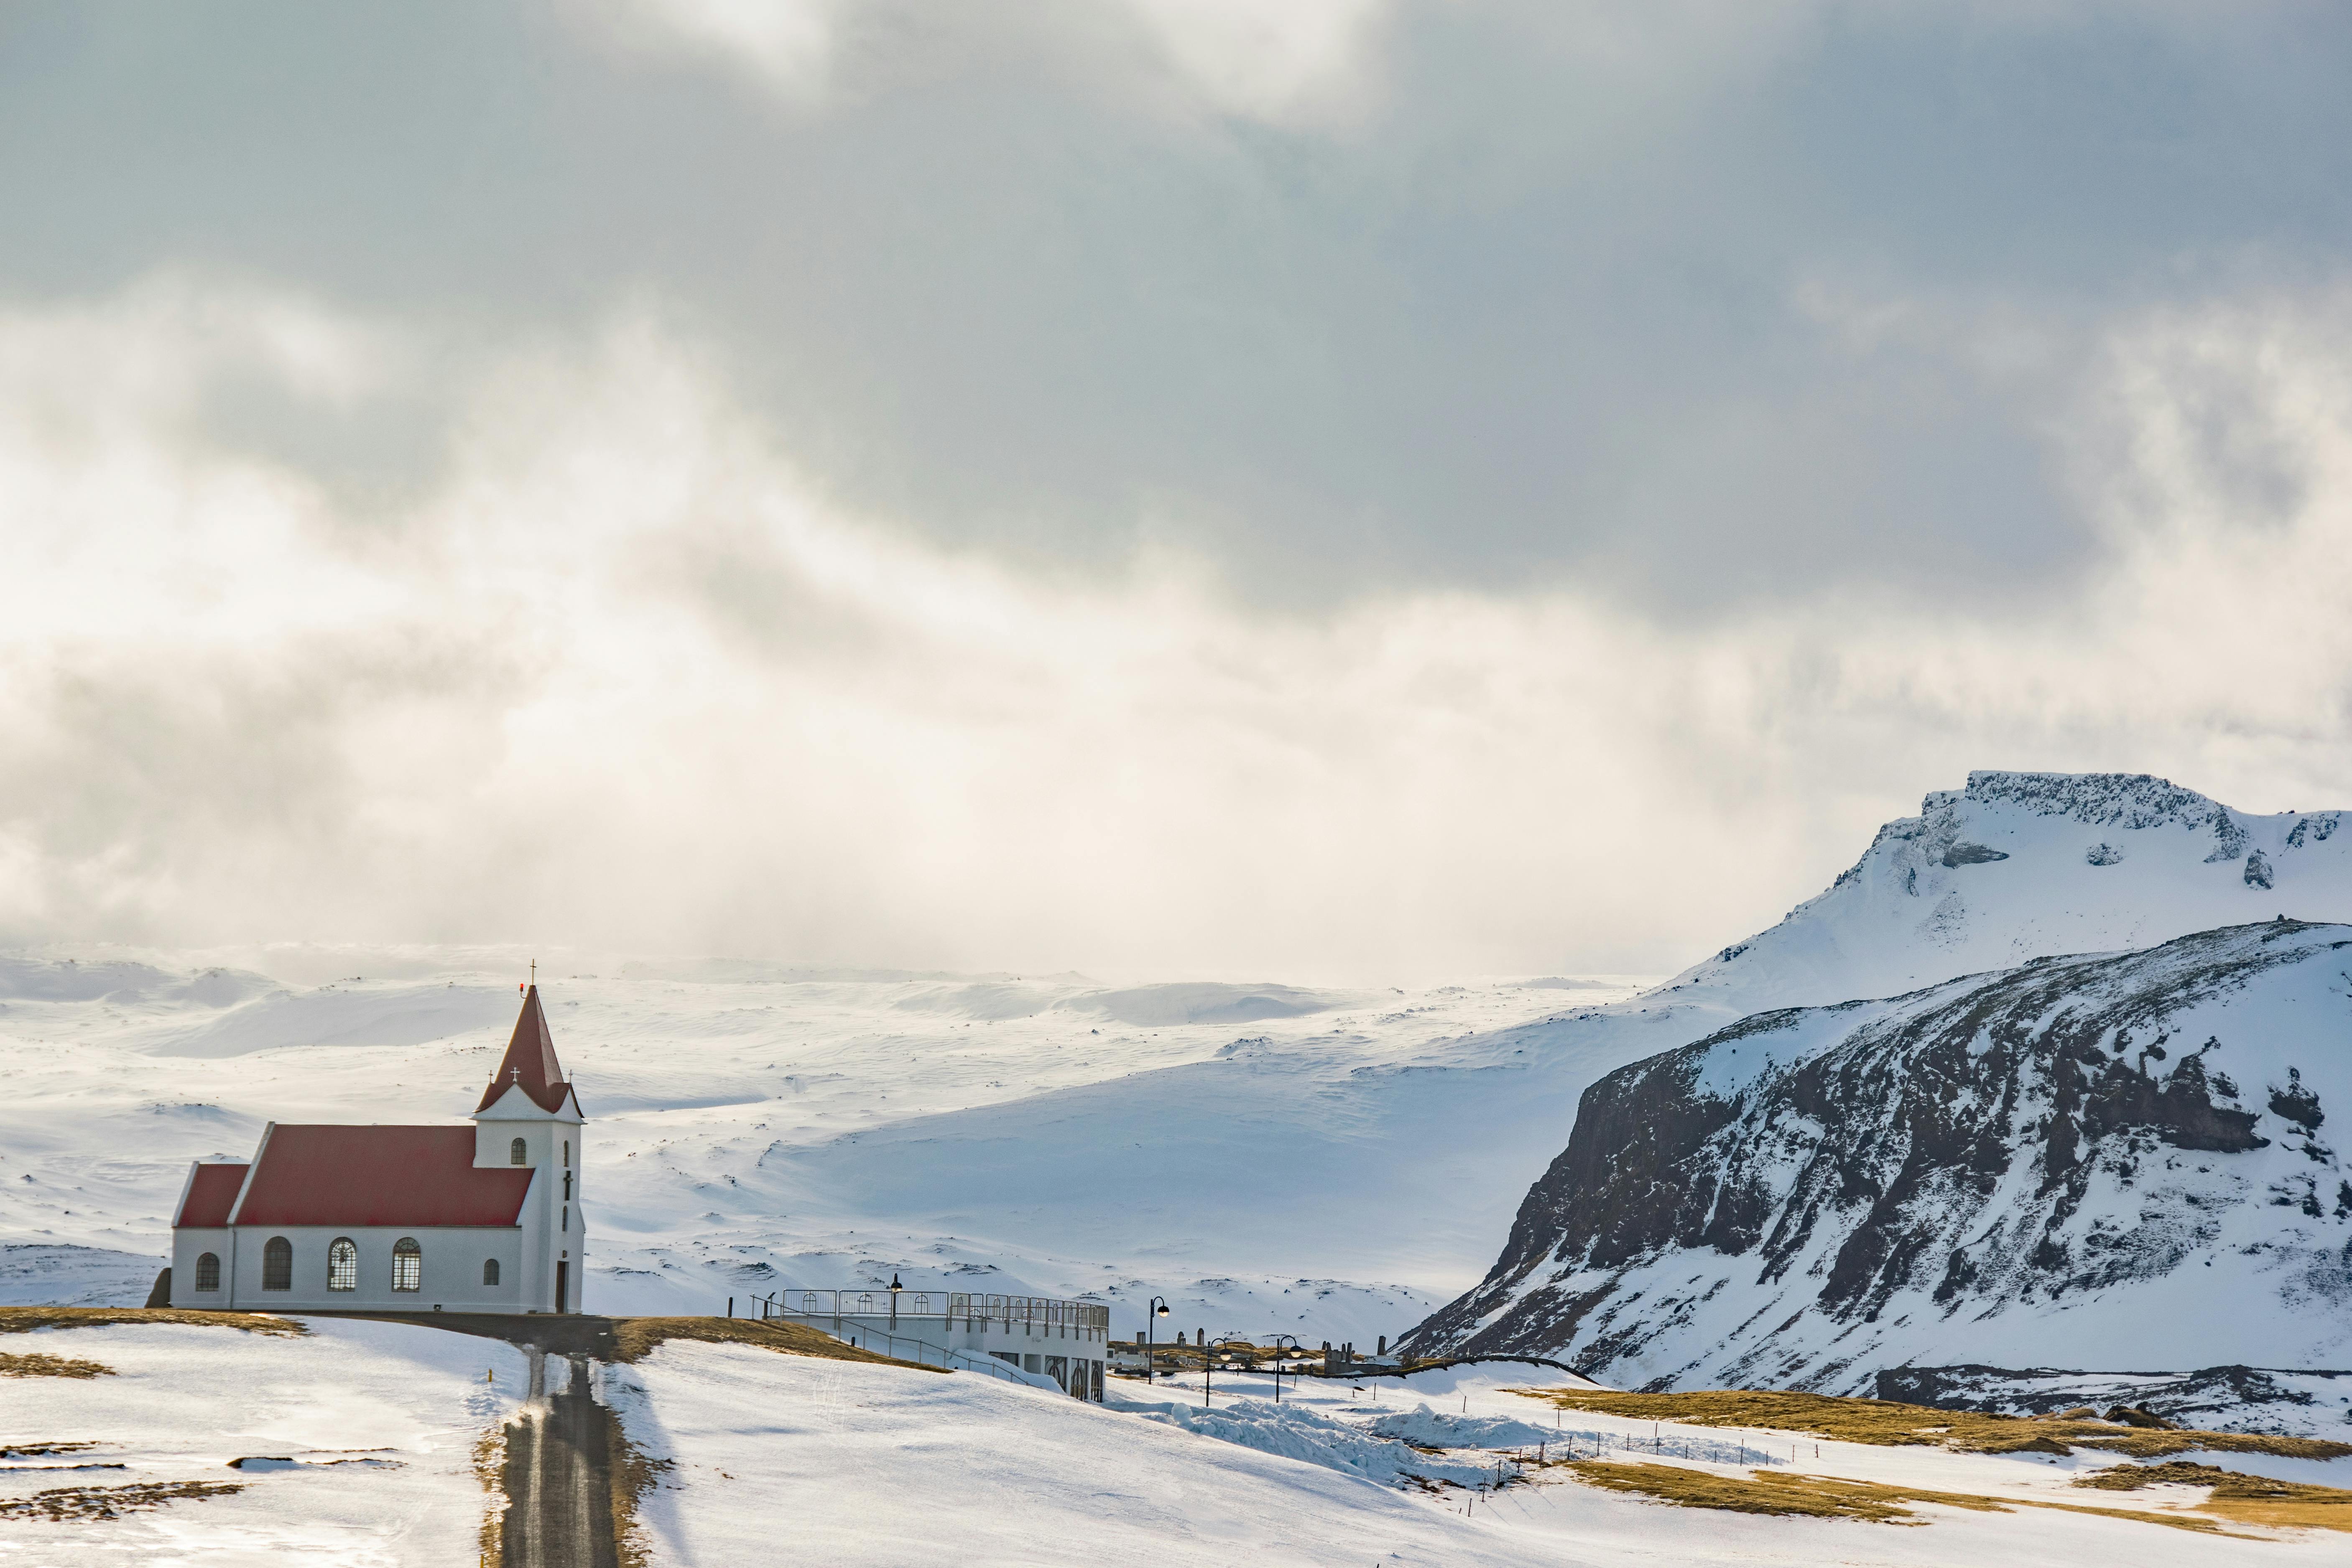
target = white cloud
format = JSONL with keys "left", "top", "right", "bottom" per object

{"left": 1115, "top": 0, "right": 1393, "bottom": 124}
{"left": 576, "top": 0, "right": 1394, "bottom": 123}
{"left": 0, "top": 276, "right": 2347, "bottom": 979}
{"left": 570, "top": 0, "right": 846, "bottom": 100}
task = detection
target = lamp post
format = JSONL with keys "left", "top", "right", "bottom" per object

{"left": 1145, "top": 1297, "right": 1169, "bottom": 1385}
{"left": 888, "top": 1273, "right": 902, "bottom": 1331}
{"left": 1271, "top": 1335, "right": 1298, "bottom": 1404}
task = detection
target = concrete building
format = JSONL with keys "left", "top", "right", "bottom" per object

{"left": 169, "top": 983, "right": 586, "bottom": 1314}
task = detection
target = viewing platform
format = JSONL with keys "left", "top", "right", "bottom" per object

{"left": 736, "top": 1288, "right": 1110, "bottom": 1402}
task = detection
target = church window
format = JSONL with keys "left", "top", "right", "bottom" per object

{"left": 194, "top": 1252, "right": 221, "bottom": 1291}
{"left": 483, "top": 1259, "right": 500, "bottom": 1287}
{"left": 561, "top": 1205, "right": 568, "bottom": 1231}
{"left": 262, "top": 1237, "right": 292, "bottom": 1291}
{"left": 510, "top": 1137, "right": 527, "bottom": 1165}
{"left": 327, "top": 1238, "right": 358, "bottom": 1291}
{"left": 563, "top": 1140, "right": 569, "bottom": 1168}
{"left": 391, "top": 1237, "right": 422, "bottom": 1292}
{"left": 563, "top": 1173, "right": 571, "bottom": 1200}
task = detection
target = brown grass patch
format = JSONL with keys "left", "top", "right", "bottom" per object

{"left": 604, "top": 1404, "right": 673, "bottom": 1568}
{"left": 0, "top": 1351, "right": 111, "bottom": 1379}
{"left": 1519, "top": 1388, "right": 2351, "bottom": 1461}
{"left": 1565, "top": 1460, "right": 1942, "bottom": 1522}
{"left": 0, "top": 1442, "right": 103, "bottom": 1460}
{"left": 0, "top": 1307, "right": 302, "bottom": 1337}
{"left": 609, "top": 1316, "right": 945, "bottom": 1373}
{"left": 1565, "top": 1460, "right": 2236, "bottom": 1535}
{"left": 0, "top": 1480, "right": 244, "bottom": 1522}
{"left": 2075, "top": 1461, "right": 2352, "bottom": 1534}
{"left": 472, "top": 1420, "right": 507, "bottom": 1568}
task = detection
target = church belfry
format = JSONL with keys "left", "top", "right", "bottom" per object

{"left": 471, "top": 982, "right": 587, "bottom": 1311}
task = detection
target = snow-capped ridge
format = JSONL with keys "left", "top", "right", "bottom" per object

{"left": 1661, "top": 771, "right": 2352, "bottom": 1013}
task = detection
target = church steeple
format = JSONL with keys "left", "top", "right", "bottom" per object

{"left": 476, "top": 982, "right": 578, "bottom": 1115}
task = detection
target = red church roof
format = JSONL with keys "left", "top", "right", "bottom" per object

{"left": 476, "top": 984, "right": 577, "bottom": 1115}
{"left": 175, "top": 1163, "right": 249, "bottom": 1228}
{"left": 227, "top": 1125, "right": 533, "bottom": 1228}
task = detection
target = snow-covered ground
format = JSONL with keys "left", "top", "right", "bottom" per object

{"left": 606, "top": 1343, "right": 2352, "bottom": 1567}
{"left": 0, "top": 949, "right": 1673, "bottom": 1343}
{"left": 0, "top": 1316, "right": 523, "bottom": 1564}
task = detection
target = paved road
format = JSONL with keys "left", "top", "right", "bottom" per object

{"left": 502, "top": 1350, "right": 618, "bottom": 1568}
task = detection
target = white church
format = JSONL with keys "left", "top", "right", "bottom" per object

{"left": 170, "top": 983, "right": 587, "bottom": 1314}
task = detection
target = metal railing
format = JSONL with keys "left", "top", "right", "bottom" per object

{"left": 743, "top": 1289, "right": 1110, "bottom": 1332}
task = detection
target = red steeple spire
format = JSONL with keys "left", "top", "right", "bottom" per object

{"left": 477, "top": 983, "right": 576, "bottom": 1114}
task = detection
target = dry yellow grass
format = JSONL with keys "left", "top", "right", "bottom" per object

{"left": 0, "top": 1306, "right": 303, "bottom": 1337}
{"left": 472, "top": 1420, "right": 507, "bottom": 1568}
{"left": 0, "top": 1349, "right": 112, "bottom": 1378}
{"left": 1565, "top": 1460, "right": 2241, "bottom": 1536}
{"left": 1564, "top": 1460, "right": 1951, "bottom": 1522}
{"left": 2075, "top": 1461, "right": 2352, "bottom": 1534}
{"left": 1519, "top": 1388, "right": 2351, "bottom": 1461}
{"left": 0, "top": 1480, "right": 245, "bottom": 1522}
{"left": 608, "top": 1315, "right": 946, "bottom": 1372}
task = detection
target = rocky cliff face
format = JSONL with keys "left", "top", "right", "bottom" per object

{"left": 1402, "top": 920, "right": 2352, "bottom": 1390}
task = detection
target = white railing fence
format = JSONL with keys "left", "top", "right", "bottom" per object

{"left": 741, "top": 1289, "right": 1110, "bottom": 1333}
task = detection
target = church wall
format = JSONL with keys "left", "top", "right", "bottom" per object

{"left": 188, "top": 1224, "right": 529, "bottom": 1313}
{"left": 169, "top": 1226, "right": 232, "bottom": 1308}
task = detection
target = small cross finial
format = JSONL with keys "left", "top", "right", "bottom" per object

{"left": 530, "top": 959, "right": 536, "bottom": 987}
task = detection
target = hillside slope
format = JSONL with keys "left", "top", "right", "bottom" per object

{"left": 1661, "top": 772, "right": 2352, "bottom": 1012}
{"left": 1401, "top": 920, "right": 2352, "bottom": 1392}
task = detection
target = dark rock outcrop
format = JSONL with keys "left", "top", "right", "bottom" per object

{"left": 1400, "top": 922, "right": 2352, "bottom": 1387}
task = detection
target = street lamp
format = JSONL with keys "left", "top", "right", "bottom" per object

{"left": 1270, "top": 1335, "right": 1298, "bottom": 1404}
{"left": 1145, "top": 1297, "right": 1170, "bottom": 1384}
{"left": 888, "top": 1273, "right": 902, "bottom": 1330}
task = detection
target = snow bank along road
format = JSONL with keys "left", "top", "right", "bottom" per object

{"left": 0, "top": 1313, "right": 522, "bottom": 1565}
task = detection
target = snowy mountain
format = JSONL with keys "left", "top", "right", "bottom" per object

{"left": 1401, "top": 920, "right": 2352, "bottom": 1392}
{"left": 1660, "top": 771, "right": 2352, "bottom": 1012}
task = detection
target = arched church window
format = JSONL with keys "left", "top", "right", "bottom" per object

{"left": 510, "top": 1137, "right": 527, "bottom": 1165}
{"left": 391, "top": 1237, "right": 422, "bottom": 1292}
{"left": 327, "top": 1238, "right": 358, "bottom": 1291}
{"left": 262, "top": 1237, "right": 292, "bottom": 1291}
{"left": 194, "top": 1252, "right": 221, "bottom": 1292}
{"left": 563, "top": 1139, "right": 570, "bottom": 1168}
{"left": 483, "top": 1258, "right": 500, "bottom": 1287}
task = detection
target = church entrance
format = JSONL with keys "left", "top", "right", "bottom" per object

{"left": 556, "top": 1261, "right": 569, "bottom": 1314}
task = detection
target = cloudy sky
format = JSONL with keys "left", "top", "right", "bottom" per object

{"left": 3, "top": 1, "right": 2350, "bottom": 980}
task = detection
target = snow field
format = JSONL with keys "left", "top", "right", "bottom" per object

{"left": 610, "top": 1346, "right": 2352, "bottom": 1567}
{"left": 604, "top": 1340, "right": 1570, "bottom": 1568}
{"left": 0, "top": 1316, "right": 526, "bottom": 1565}
{"left": 0, "top": 955, "right": 1671, "bottom": 1344}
